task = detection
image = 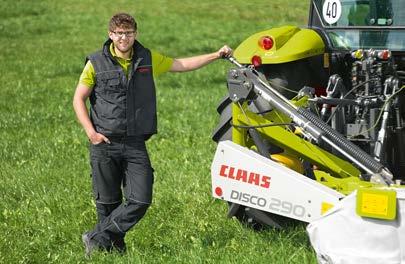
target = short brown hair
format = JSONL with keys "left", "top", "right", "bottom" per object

{"left": 109, "top": 13, "right": 137, "bottom": 31}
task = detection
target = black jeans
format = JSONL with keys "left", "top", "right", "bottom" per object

{"left": 88, "top": 136, "right": 154, "bottom": 247}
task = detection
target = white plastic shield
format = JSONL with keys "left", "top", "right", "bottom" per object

{"left": 211, "top": 141, "right": 343, "bottom": 222}
{"left": 307, "top": 189, "right": 405, "bottom": 264}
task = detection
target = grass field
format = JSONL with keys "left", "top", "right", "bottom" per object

{"left": 0, "top": 1, "right": 317, "bottom": 263}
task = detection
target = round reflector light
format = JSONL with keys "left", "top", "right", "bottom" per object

{"left": 251, "top": 55, "right": 262, "bottom": 67}
{"left": 378, "top": 50, "right": 391, "bottom": 60}
{"left": 215, "top": 187, "right": 223, "bottom": 197}
{"left": 259, "top": 36, "right": 274, "bottom": 50}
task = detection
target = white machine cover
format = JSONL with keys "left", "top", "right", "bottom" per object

{"left": 307, "top": 190, "right": 405, "bottom": 264}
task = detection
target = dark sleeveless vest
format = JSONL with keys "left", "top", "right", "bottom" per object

{"left": 87, "top": 39, "right": 157, "bottom": 137}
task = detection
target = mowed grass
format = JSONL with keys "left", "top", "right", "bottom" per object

{"left": 0, "top": 1, "right": 316, "bottom": 263}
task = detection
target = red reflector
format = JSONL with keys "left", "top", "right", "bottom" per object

{"left": 259, "top": 36, "right": 274, "bottom": 50}
{"left": 215, "top": 187, "right": 223, "bottom": 197}
{"left": 251, "top": 55, "right": 262, "bottom": 67}
{"left": 378, "top": 50, "right": 391, "bottom": 60}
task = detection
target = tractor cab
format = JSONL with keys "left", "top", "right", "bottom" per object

{"left": 309, "top": 0, "right": 405, "bottom": 55}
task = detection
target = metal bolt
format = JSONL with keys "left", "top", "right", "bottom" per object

{"left": 231, "top": 94, "right": 239, "bottom": 101}
{"left": 243, "top": 81, "right": 252, "bottom": 90}
{"left": 231, "top": 70, "right": 239, "bottom": 79}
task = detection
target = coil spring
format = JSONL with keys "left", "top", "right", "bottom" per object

{"left": 297, "top": 107, "right": 383, "bottom": 173}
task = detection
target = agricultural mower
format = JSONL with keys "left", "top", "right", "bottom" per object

{"left": 211, "top": 0, "right": 405, "bottom": 233}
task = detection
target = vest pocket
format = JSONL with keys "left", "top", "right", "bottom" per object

{"left": 107, "top": 78, "right": 120, "bottom": 87}
{"left": 105, "top": 76, "right": 121, "bottom": 93}
{"left": 96, "top": 71, "right": 122, "bottom": 91}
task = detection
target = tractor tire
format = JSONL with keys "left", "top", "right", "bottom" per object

{"left": 212, "top": 95, "right": 288, "bottom": 230}
{"left": 212, "top": 95, "right": 233, "bottom": 142}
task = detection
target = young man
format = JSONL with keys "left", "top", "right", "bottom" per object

{"left": 73, "top": 13, "right": 232, "bottom": 256}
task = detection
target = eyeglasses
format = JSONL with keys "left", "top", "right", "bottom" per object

{"left": 112, "top": 31, "right": 135, "bottom": 38}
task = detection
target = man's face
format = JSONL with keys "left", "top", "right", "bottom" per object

{"left": 108, "top": 26, "right": 137, "bottom": 54}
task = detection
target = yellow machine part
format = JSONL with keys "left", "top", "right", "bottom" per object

{"left": 271, "top": 153, "right": 305, "bottom": 174}
{"left": 234, "top": 25, "right": 325, "bottom": 64}
{"left": 249, "top": 145, "right": 304, "bottom": 174}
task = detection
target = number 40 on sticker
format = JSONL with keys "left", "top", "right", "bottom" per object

{"left": 322, "top": 0, "right": 342, "bottom": 24}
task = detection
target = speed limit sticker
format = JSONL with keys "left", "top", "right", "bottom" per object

{"left": 322, "top": 0, "right": 342, "bottom": 24}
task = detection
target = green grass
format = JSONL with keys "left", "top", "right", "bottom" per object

{"left": 0, "top": 0, "right": 316, "bottom": 263}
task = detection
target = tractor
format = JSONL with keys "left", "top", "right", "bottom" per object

{"left": 211, "top": 0, "right": 405, "bottom": 229}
